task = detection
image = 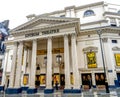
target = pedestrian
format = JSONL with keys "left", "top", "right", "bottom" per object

{"left": 55, "top": 81, "right": 59, "bottom": 90}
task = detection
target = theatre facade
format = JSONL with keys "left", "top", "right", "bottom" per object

{"left": 2, "top": 1, "right": 120, "bottom": 94}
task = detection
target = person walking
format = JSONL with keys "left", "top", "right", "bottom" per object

{"left": 55, "top": 81, "right": 59, "bottom": 90}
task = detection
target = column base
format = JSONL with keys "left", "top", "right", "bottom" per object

{"left": 21, "top": 87, "right": 29, "bottom": 91}
{"left": 63, "top": 89, "right": 81, "bottom": 93}
{"left": 0, "top": 86, "right": 4, "bottom": 91}
{"left": 27, "top": 88, "right": 37, "bottom": 94}
{"left": 44, "top": 89, "right": 54, "bottom": 94}
{"left": 5, "top": 88, "right": 22, "bottom": 94}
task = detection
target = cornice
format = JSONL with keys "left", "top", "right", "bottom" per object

{"left": 103, "top": 11, "right": 120, "bottom": 16}
{"left": 76, "top": 1, "right": 104, "bottom": 10}
{"left": 81, "top": 20, "right": 108, "bottom": 26}
{"left": 79, "top": 26, "right": 120, "bottom": 36}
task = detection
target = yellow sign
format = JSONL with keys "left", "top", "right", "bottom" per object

{"left": 53, "top": 74, "right": 60, "bottom": 85}
{"left": 23, "top": 74, "right": 29, "bottom": 85}
{"left": 70, "top": 73, "right": 74, "bottom": 85}
{"left": 115, "top": 54, "right": 120, "bottom": 66}
{"left": 37, "top": 48, "right": 64, "bottom": 55}
{"left": 40, "top": 75, "right": 46, "bottom": 84}
{"left": 87, "top": 52, "right": 97, "bottom": 68}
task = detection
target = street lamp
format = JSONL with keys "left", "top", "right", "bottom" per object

{"left": 97, "top": 30, "right": 110, "bottom": 93}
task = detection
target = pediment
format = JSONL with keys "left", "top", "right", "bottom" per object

{"left": 10, "top": 16, "right": 79, "bottom": 33}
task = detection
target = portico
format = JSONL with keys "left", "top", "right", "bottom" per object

{"left": 5, "top": 17, "right": 81, "bottom": 94}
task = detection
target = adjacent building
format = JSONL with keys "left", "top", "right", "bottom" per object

{"left": 2, "top": 1, "right": 120, "bottom": 94}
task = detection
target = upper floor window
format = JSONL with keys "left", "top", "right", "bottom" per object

{"left": 110, "top": 18, "right": 117, "bottom": 26}
{"left": 60, "top": 15, "right": 65, "bottom": 17}
{"left": 112, "top": 40, "right": 117, "bottom": 43}
{"left": 84, "top": 10, "right": 95, "bottom": 17}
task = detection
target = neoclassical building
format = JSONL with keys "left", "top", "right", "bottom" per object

{"left": 2, "top": 1, "right": 120, "bottom": 94}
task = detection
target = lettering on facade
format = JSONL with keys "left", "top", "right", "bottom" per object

{"left": 42, "top": 29, "right": 59, "bottom": 35}
{"left": 25, "top": 32, "right": 39, "bottom": 37}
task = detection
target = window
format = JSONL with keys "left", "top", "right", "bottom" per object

{"left": 60, "top": 15, "right": 65, "bottom": 17}
{"left": 112, "top": 40, "right": 117, "bottom": 43}
{"left": 110, "top": 18, "right": 116, "bottom": 26}
{"left": 84, "top": 10, "right": 95, "bottom": 17}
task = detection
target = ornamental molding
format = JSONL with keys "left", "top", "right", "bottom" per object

{"left": 112, "top": 46, "right": 120, "bottom": 51}
{"left": 83, "top": 46, "right": 98, "bottom": 53}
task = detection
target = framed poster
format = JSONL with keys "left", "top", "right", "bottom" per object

{"left": 40, "top": 74, "right": 46, "bottom": 85}
{"left": 70, "top": 73, "right": 74, "bottom": 85}
{"left": 53, "top": 73, "right": 60, "bottom": 85}
{"left": 23, "top": 74, "right": 29, "bottom": 85}
{"left": 87, "top": 52, "right": 97, "bottom": 68}
{"left": 115, "top": 54, "right": 120, "bottom": 66}
{"left": 95, "top": 73, "right": 105, "bottom": 85}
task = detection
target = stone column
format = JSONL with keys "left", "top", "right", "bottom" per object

{"left": 71, "top": 33, "right": 80, "bottom": 89}
{"left": 64, "top": 35, "right": 71, "bottom": 89}
{"left": 29, "top": 40, "right": 37, "bottom": 88}
{"left": 14, "top": 41, "right": 23, "bottom": 88}
{"left": 9, "top": 42, "right": 18, "bottom": 88}
{"left": 1, "top": 49, "right": 9, "bottom": 86}
{"left": 46, "top": 37, "right": 52, "bottom": 89}
{"left": 22, "top": 48, "right": 27, "bottom": 74}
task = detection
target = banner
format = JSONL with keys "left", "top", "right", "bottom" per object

{"left": 40, "top": 74, "right": 46, "bottom": 85}
{"left": 53, "top": 73, "right": 60, "bottom": 85}
{"left": 23, "top": 74, "right": 29, "bottom": 85}
{"left": 37, "top": 48, "right": 64, "bottom": 55}
{"left": 70, "top": 73, "right": 74, "bottom": 85}
{"left": 87, "top": 52, "right": 97, "bottom": 68}
{"left": 115, "top": 54, "right": 120, "bottom": 66}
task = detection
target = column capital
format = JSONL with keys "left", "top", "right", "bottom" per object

{"left": 71, "top": 33, "right": 76, "bottom": 38}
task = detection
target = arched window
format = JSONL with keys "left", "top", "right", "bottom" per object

{"left": 84, "top": 10, "right": 95, "bottom": 17}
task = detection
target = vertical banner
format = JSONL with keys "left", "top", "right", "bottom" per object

{"left": 115, "top": 54, "right": 120, "bottom": 66}
{"left": 70, "top": 73, "right": 74, "bottom": 85}
{"left": 23, "top": 74, "right": 29, "bottom": 85}
{"left": 87, "top": 52, "right": 97, "bottom": 68}
{"left": 40, "top": 74, "right": 46, "bottom": 85}
{"left": 53, "top": 73, "right": 60, "bottom": 85}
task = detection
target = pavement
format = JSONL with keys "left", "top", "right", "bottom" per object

{"left": 1, "top": 88, "right": 120, "bottom": 97}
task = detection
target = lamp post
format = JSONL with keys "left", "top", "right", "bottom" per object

{"left": 97, "top": 30, "right": 110, "bottom": 93}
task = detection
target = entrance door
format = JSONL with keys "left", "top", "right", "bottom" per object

{"left": 60, "top": 74, "right": 65, "bottom": 89}
{"left": 117, "top": 73, "right": 120, "bottom": 87}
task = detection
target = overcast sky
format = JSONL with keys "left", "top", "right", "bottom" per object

{"left": 0, "top": 0, "right": 119, "bottom": 29}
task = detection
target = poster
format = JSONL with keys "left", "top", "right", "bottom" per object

{"left": 81, "top": 74, "right": 92, "bottom": 85}
{"left": 40, "top": 74, "right": 46, "bottom": 85}
{"left": 70, "top": 73, "right": 74, "bottom": 85}
{"left": 53, "top": 73, "right": 60, "bottom": 85}
{"left": 87, "top": 52, "right": 97, "bottom": 68}
{"left": 95, "top": 73, "right": 105, "bottom": 85}
{"left": 23, "top": 74, "right": 29, "bottom": 85}
{"left": 115, "top": 54, "right": 120, "bottom": 66}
